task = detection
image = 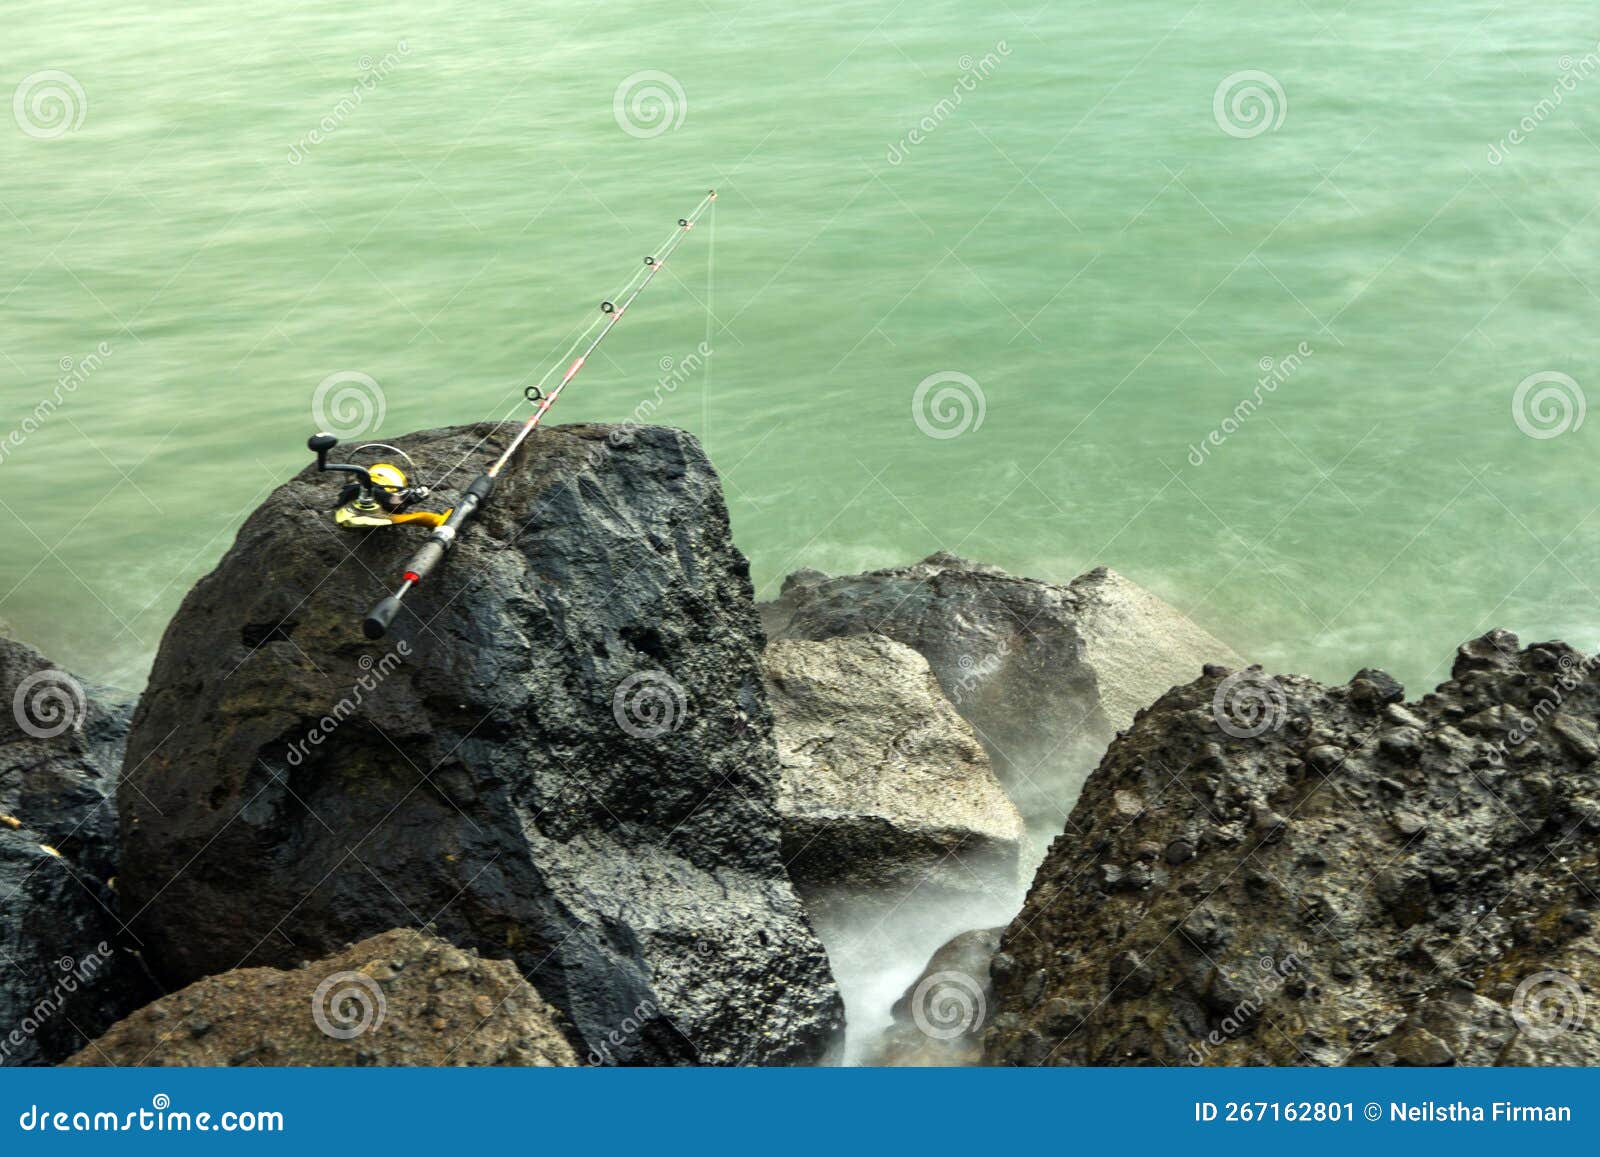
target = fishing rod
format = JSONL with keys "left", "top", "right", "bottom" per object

{"left": 348, "top": 189, "right": 715, "bottom": 640}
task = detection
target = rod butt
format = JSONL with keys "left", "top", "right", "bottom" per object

{"left": 363, "top": 595, "right": 404, "bottom": 639}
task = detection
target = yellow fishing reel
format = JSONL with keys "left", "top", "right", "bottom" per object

{"left": 308, "top": 434, "right": 452, "bottom": 529}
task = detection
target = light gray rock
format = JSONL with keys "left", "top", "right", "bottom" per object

{"left": 761, "top": 553, "right": 1243, "bottom": 843}
{"left": 764, "top": 634, "right": 1023, "bottom": 930}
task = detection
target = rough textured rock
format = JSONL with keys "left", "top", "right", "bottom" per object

{"left": 1, "top": 636, "right": 131, "bottom": 880}
{"left": 66, "top": 928, "right": 576, "bottom": 1066}
{"left": 868, "top": 926, "right": 1001, "bottom": 1066}
{"left": 761, "top": 555, "right": 1242, "bottom": 841}
{"left": 0, "top": 829, "right": 153, "bottom": 1066}
{"left": 984, "top": 632, "right": 1600, "bottom": 1066}
{"left": 763, "top": 634, "right": 1023, "bottom": 930}
{"left": 118, "top": 422, "right": 842, "bottom": 1066}
{"left": 0, "top": 638, "right": 149, "bottom": 1066}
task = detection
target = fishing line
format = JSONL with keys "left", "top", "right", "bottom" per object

{"left": 342, "top": 190, "right": 716, "bottom": 639}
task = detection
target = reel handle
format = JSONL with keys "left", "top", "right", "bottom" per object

{"left": 308, "top": 432, "right": 339, "bottom": 471}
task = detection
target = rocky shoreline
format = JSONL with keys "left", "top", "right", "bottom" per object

{"left": 1, "top": 422, "right": 1593, "bottom": 1066}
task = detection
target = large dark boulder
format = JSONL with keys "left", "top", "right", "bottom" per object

{"left": 118, "top": 422, "right": 842, "bottom": 1065}
{"left": 762, "top": 555, "right": 1242, "bottom": 844}
{"left": 984, "top": 632, "right": 1600, "bottom": 1066}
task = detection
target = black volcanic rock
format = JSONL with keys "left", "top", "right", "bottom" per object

{"left": 984, "top": 632, "right": 1600, "bottom": 1066}
{"left": 0, "top": 637, "right": 150, "bottom": 1066}
{"left": 0, "top": 636, "right": 130, "bottom": 879}
{"left": 0, "top": 830, "right": 153, "bottom": 1066}
{"left": 118, "top": 422, "right": 843, "bottom": 1066}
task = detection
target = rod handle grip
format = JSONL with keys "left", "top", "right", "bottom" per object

{"left": 363, "top": 595, "right": 404, "bottom": 640}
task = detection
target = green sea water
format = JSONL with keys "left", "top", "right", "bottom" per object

{"left": 3, "top": 1, "right": 1598, "bottom": 696}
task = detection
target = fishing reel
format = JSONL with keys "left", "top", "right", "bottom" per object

{"left": 307, "top": 432, "right": 441, "bottom": 528}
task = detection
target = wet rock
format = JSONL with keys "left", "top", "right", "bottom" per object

{"left": 0, "top": 639, "right": 151, "bottom": 1066}
{"left": 117, "top": 423, "right": 842, "bottom": 1065}
{"left": 763, "top": 634, "right": 1023, "bottom": 932}
{"left": 761, "top": 554, "right": 1242, "bottom": 842}
{"left": 0, "top": 636, "right": 130, "bottom": 879}
{"left": 66, "top": 929, "right": 575, "bottom": 1066}
{"left": 985, "top": 632, "right": 1600, "bottom": 1066}
{"left": 866, "top": 927, "right": 1001, "bottom": 1066}
{"left": 0, "top": 829, "right": 154, "bottom": 1065}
